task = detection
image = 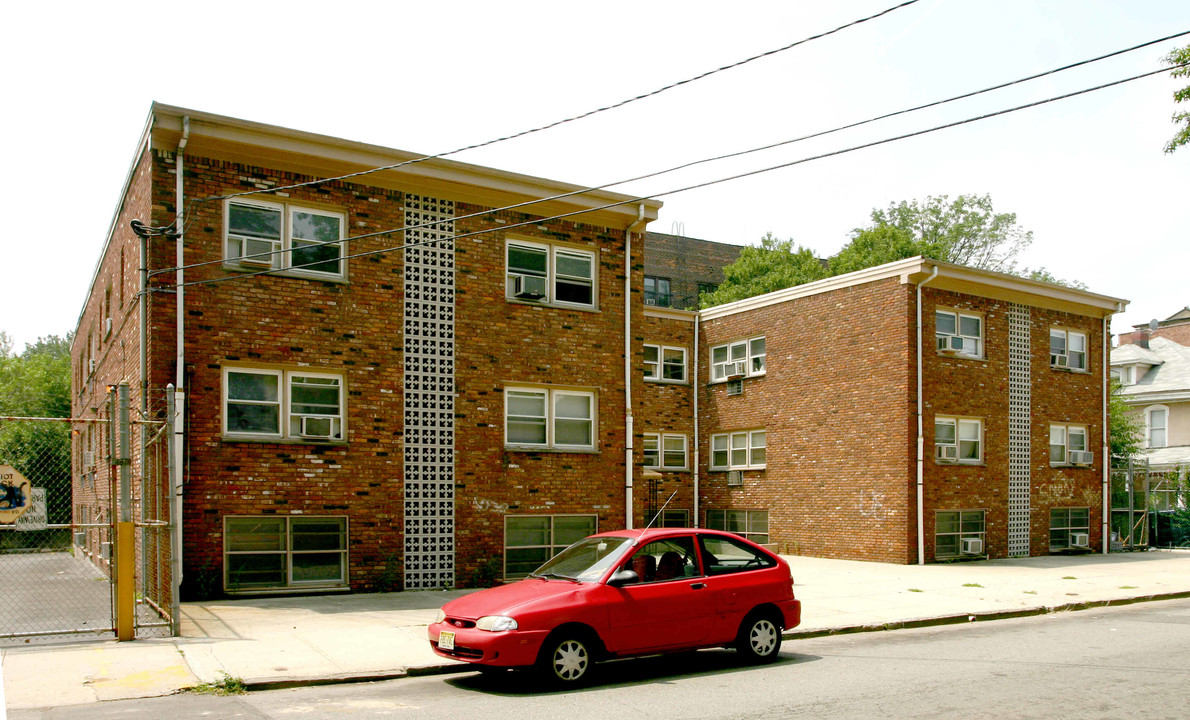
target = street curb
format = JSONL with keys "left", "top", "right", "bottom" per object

{"left": 206, "top": 590, "right": 1190, "bottom": 695}
{"left": 783, "top": 590, "right": 1190, "bottom": 640}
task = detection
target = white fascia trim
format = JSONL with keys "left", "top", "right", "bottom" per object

{"left": 644, "top": 307, "right": 698, "bottom": 322}
{"left": 1120, "top": 390, "right": 1190, "bottom": 405}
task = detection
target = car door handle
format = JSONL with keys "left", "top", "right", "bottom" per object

{"left": 690, "top": 582, "right": 706, "bottom": 590}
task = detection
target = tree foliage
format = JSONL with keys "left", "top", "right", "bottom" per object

{"left": 1163, "top": 44, "right": 1190, "bottom": 154}
{"left": 700, "top": 233, "right": 828, "bottom": 307}
{"left": 1108, "top": 379, "right": 1144, "bottom": 461}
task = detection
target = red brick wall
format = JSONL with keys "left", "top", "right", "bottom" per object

{"left": 637, "top": 312, "right": 697, "bottom": 523}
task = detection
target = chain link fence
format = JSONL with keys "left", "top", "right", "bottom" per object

{"left": 0, "top": 387, "right": 176, "bottom": 644}
{"left": 1111, "top": 459, "right": 1190, "bottom": 550}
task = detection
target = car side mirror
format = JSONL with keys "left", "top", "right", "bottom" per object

{"left": 607, "top": 569, "right": 639, "bottom": 587}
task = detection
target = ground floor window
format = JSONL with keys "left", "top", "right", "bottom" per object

{"left": 224, "top": 516, "right": 347, "bottom": 592}
{"left": 1050, "top": 507, "right": 1090, "bottom": 550}
{"left": 504, "top": 514, "right": 597, "bottom": 579}
{"left": 935, "top": 510, "right": 985, "bottom": 558}
{"left": 659, "top": 509, "right": 690, "bottom": 527}
{"left": 705, "top": 509, "right": 769, "bottom": 544}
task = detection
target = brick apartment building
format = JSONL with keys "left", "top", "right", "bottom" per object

{"left": 643, "top": 231, "right": 743, "bottom": 310}
{"left": 72, "top": 104, "right": 1126, "bottom": 599}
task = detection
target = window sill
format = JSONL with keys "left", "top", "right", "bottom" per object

{"left": 225, "top": 583, "right": 350, "bottom": 596}
{"left": 708, "top": 374, "right": 765, "bottom": 386}
{"left": 506, "top": 297, "right": 599, "bottom": 313}
{"left": 504, "top": 445, "right": 599, "bottom": 454}
{"left": 222, "top": 435, "right": 349, "bottom": 447}
{"left": 644, "top": 378, "right": 690, "bottom": 386}
{"left": 935, "top": 351, "right": 985, "bottom": 361}
{"left": 934, "top": 460, "right": 984, "bottom": 467}
{"left": 1049, "top": 463, "right": 1094, "bottom": 469}
{"left": 644, "top": 466, "right": 691, "bottom": 473}
{"left": 709, "top": 466, "right": 766, "bottom": 472}
{"left": 1050, "top": 366, "right": 1090, "bottom": 374}
{"left": 222, "top": 262, "right": 348, "bottom": 284}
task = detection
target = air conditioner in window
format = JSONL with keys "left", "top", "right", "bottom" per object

{"left": 1070, "top": 532, "right": 1090, "bottom": 547}
{"left": 937, "top": 335, "right": 964, "bottom": 353}
{"left": 237, "top": 254, "right": 275, "bottom": 268}
{"left": 104, "top": 317, "right": 113, "bottom": 338}
{"left": 645, "top": 297, "right": 657, "bottom": 306}
{"left": 88, "top": 359, "right": 96, "bottom": 374}
{"left": 725, "top": 361, "right": 747, "bottom": 378}
{"left": 513, "top": 274, "right": 547, "bottom": 300}
{"left": 1051, "top": 353, "right": 1069, "bottom": 368}
{"left": 82, "top": 451, "right": 95, "bottom": 470}
{"left": 727, "top": 470, "right": 744, "bottom": 487}
{"left": 960, "top": 537, "right": 983, "bottom": 555}
{"left": 300, "top": 416, "right": 336, "bottom": 439}
{"left": 1068, "top": 450, "right": 1093, "bottom": 466}
{"left": 936, "top": 444, "right": 957, "bottom": 461}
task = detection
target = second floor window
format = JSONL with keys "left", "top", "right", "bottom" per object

{"left": 1146, "top": 406, "right": 1168, "bottom": 448}
{"left": 1050, "top": 424, "right": 1090, "bottom": 465}
{"left": 507, "top": 241, "right": 595, "bottom": 308}
{"left": 710, "top": 337, "right": 766, "bottom": 381}
{"left": 1050, "top": 329, "right": 1087, "bottom": 371}
{"left": 935, "top": 309, "right": 983, "bottom": 358}
{"left": 935, "top": 417, "right": 982, "bottom": 463}
{"left": 644, "top": 276, "right": 671, "bottom": 307}
{"left": 225, "top": 200, "right": 345, "bottom": 279}
{"left": 710, "top": 430, "right": 766, "bottom": 470}
{"left": 505, "top": 387, "right": 595, "bottom": 451}
{"left": 643, "top": 433, "right": 688, "bottom": 470}
{"left": 223, "top": 367, "right": 345, "bottom": 441}
{"left": 643, "top": 344, "right": 687, "bottom": 383}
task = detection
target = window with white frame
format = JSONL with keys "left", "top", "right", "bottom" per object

{"left": 506, "top": 240, "right": 595, "bottom": 308}
{"left": 705, "top": 509, "right": 769, "bottom": 544}
{"left": 710, "top": 430, "right": 766, "bottom": 470}
{"left": 224, "top": 367, "right": 345, "bottom": 441}
{"left": 935, "top": 417, "right": 982, "bottom": 463}
{"left": 643, "top": 433, "right": 688, "bottom": 470}
{"left": 224, "top": 516, "right": 347, "bottom": 591}
{"left": 1050, "top": 507, "right": 1090, "bottom": 551}
{"left": 643, "top": 344, "right": 687, "bottom": 383}
{"left": 504, "top": 514, "right": 597, "bottom": 579}
{"left": 710, "top": 337, "right": 766, "bottom": 381}
{"left": 935, "top": 309, "right": 983, "bottom": 358}
{"left": 225, "top": 199, "right": 345, "bottom": 278}
{"left": 1146, "top": 406, "right": 1168, "bottom": 448}
{"left": 1050, "top": 328, "right": 1087, "bottom": 371}
{"left": 935, "top": 510, "right": 985, "bottom": 558}
{"left": 1049, "top": 424, "right": 1090, "bottom": 465}
{"left": 505, "top": 387, "right": 595, "bottom": 450}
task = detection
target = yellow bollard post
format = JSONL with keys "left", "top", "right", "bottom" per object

{"left": 117, "top": 521, "right": 135, "bottom": 641}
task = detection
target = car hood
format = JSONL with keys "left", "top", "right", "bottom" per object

{"left": 443, "top": 578, "right": 593, "bottom": 619}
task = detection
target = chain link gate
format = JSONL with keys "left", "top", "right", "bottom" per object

{"left": 0, "top": 387, "right": 176, "bottom": 644}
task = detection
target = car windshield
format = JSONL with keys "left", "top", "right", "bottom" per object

{"left": 531, "top": 536, "right": 635, "bottom": 582}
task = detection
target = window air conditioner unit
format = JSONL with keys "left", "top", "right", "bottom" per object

{"left": 1068, "top": 450, "right": 1093, "bottom": 466}
{"left": 513, "top": 274, "right": 547, "bottom": 300}
{"left": 727, "top": 470, "right": 744, "bottom": 487}
{"left": 104, "top": 317, "right": 113, "bottom": 338}
{"left": 645, "top": 297, "right": 657, "bottom": 306}
{"left": 73, "top": 531, "right": 86, "bottom": 547}
{"left": 100, "top": 541, "right": 113, "bottom": 561}
{"left": 1070, "top": 532, "right": 1089, "bottom": 547}
{"left": 725, "top": 361, "right": 746, "bottom": 378}
{"left": 82, "top": 451, "right": 95, "bottom": 469}
{"left": 1051, "top": 353, "right": 1068, "bottom": 368}
{"left": 937, "top": 335, "right": 964, "bottom": 353}
{"left": 960, "top": 537, "right": 983, "bottom": 555}
{"left": 300, "top": 416, "right": 335, "bottom": 439}
{"left": 936, "top": 445, "right": 957, "bottom": 461}
{"left": 88, "top": 359, "right": 96, "bottom": 374}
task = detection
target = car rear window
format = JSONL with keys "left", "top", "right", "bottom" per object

{"left": 699, "top": 535, "right": 776, "bottom": 576}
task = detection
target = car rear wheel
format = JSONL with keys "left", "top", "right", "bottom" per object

{"left": 540, "top": 634, "right": 593, "bottom": 685}
{"left": 737, "top": 612, "right": 782, "bottom": 662}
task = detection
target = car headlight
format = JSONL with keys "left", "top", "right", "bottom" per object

{"left": 475, "top": 615, "right": 518, "bottom": 632}
{"left": 433, "top": 609, "right": 446, "bottom": 624}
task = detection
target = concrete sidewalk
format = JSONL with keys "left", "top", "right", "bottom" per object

{"left": 4, "top": 550, "right": 1190, "bottom": 710}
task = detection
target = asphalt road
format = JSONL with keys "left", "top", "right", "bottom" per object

{"left": 12, "top": 597, "right": 1190, "bottom": 719}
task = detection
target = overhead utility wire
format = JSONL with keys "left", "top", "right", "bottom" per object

{"left": 192, "top": 0, "right": 921, "bottom": 207}
{"left": 171, "top": 61, "right": 1187, "bottom": 291}
{"left": 155, "top": 32, "right": 1188, "bottom": 279}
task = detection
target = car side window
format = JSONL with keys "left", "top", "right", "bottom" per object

{"left": 699, "top": 535, "right": 776, "bottom": 576}
{"left": 623, "top": 537, "right": 700, "bottom": 583}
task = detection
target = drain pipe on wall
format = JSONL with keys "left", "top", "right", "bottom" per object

{"left": 1101, "top": 309, "right": 1119, "bottom": 555}
{"left": 624, "top": 205, "right": 647, "bottom": 529}
{"left": 173, "top": 116, "right": 189, "bottom": 598}
{"left": 915, "top": 264, "right": 940, "bottom": 565}
{"left": 693, "top": 313, "right": 701, "bottom": 526}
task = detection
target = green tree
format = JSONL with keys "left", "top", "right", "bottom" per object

{"left": 0, "top": 332, "right": 74, "bottom": 526}
{"left": 1108, "top": 379, "right": 1143, "bottom": 461}
{"left": 700, "top": 233, "right": 829, "bottom": 307}
{"left": 1163, "top": 44, "right": 1190, "bottom": 154}
{"left": 1023, "top": 267, "right": 1088, "bottom": 290}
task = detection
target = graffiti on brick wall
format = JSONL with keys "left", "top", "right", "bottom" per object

{"left": 471, "top": 497, "right": 508, "bottom": 514}
{"left": 858, "top": 489, "right": 886, "bottom": 517}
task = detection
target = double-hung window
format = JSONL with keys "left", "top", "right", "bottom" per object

{"left": 710, "top": 337, "right": 766, "bottom": 381}
{"left": 710, "top": 430, "right": 766, "bottom": 470}
{"left": 644, "top": 276, "right": 672, "bottom": 307}
{"left": 643, "top": 433, "right": 688, "bottom": 470}
{"left": 643, "top": 344, "right": 687, "bottom": 383}
{"left": 1146, "top": 406, "right": 1168, "bottom": 448}
{"left": 506, "top": 240, "right": 595, "bottom": 308}
{"left": 505, "top": 387, "right": 595, "bottom": 450}
{"left": 224, "top": 367, "right": 345, "bottom": 441}
{"left": 1050, "top": 508, "right": 1090, "bottom": 550}
{"left": 225, "top": 199, "right": 345, "bottom": 279}
{"left": 504, "top": 515, "right": 597, "bottom": 579}
{"left": 935, "top": 417, "right": 982, "bottom": 463}
{"left": 224, "top": 516, "right": 347, "bottom": 591}
{"left": 935, "top": 309, "right": 983, "bottom": 358}
{"left": 705, "top": 509, "right": 770, "bottom": 545}
{"left": 935, "top": 510, "right": 985, "bottom": 558}
{"left": 1050, "top": 328, "right": 1087, "bottom": 371}
{"left": 1049, "top": 424, "right": 1090, "bottom": 465}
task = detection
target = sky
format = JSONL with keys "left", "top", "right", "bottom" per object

{"left": 2, "top": 0, "right": 1187, "bottom": 352}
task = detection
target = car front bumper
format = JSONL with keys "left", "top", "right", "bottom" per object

{"left": 428, "top": 622, "right": 550, "bottom": 668}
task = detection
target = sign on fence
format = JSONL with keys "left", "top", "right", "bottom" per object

{"left": 0, "top": 465, "right": 33, "bottom": 524}
{"left": 15, "top": 488, "right": 47, "bottom": 531}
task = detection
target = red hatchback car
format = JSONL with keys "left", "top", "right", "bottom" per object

{"left": 428, "top": 527, "right": 801, "bottom": 684}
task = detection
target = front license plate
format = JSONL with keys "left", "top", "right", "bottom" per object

{"left": 439, "top": 630, "right": 455, "bottom": 651}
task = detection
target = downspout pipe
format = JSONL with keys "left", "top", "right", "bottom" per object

{"left": 915, "top": 264, "right": 940, "bottom": 565}
{"left": 173, "top": 117, "right": 189, "bottom": 601}
{"left": 1102, "top": 308, "right": 1119, "bottom": 554}
{"left": 624, "top": 204, "right": 647, "bottom": 529}
{"left": 693, "top": 313, "right": 701, "bottom": 527}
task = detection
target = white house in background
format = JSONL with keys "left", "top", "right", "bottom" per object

{"left": 1111, "top": 336, "right": 1190, "bottom": 469}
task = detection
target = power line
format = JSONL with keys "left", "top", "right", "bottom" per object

{"left": 154, "top": 32, "right": 1188, "bottom": 280}
{"left": 169, "top": 61, "right": 1187, "bottom": 291}
{"left": 190, "top": 1, "right": 922, "bottom": 207}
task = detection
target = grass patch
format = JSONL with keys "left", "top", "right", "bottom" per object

{"left": 1062, "top": 576, "right": 1077, "bottom": 580}
{"left": 962, "top": 583, "right": 983, "bottom": 588}
{"left": 190, "top": 673, "right": 247, "bottom": 696}
{"left": 1023, "top": 590, "right": 1038, "bottom": 595}
{"left": 1119, "top": 585, "right": 1138, "bottom": 589}
{"left": 908, "top": 588, "right": 923, "bottom": 593}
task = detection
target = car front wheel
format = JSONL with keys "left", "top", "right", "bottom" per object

{"left": 737, "top": 612, "right": 782, "bottom": 662}
{"left": 540, "top": 634, "right": 593, "bottom": 685}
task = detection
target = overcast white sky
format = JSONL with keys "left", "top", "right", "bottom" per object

{"left": 2, "top": 0, "right": 1187, "bottom": 351}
